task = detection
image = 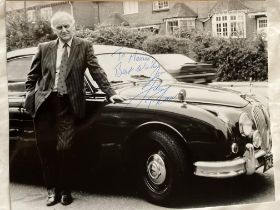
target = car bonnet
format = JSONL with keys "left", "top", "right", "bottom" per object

{"left": 117, "top": 81, "right": 249, "bottom": 108}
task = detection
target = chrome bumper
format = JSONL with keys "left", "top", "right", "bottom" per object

{"left": 194, "top": 143, "right": 272, "bottom": 178}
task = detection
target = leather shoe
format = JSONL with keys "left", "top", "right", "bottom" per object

{"left": 61, "top": 192, "right": 73, "bottom": 205}
{"left": 46, "top": 189, "right": 60, "bottom": 206}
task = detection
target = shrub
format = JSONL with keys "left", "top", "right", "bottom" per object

{"left": 6, "top": 12, "right": 56, "bottom": 51}
{"left": 142, "top": 35, "right": 189, "bottom": 55}
{"left": 174, "top": 29, "right": 268, "bottom": 81}
{"left": 215, "top": 43, "right": 267, "bottom": 81}
{"left": 76, "top": 26, "right": 152, "bottom": 50}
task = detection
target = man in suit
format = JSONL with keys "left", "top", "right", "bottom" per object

{"left": 25, "top": 11, "right": 125, "bottom": 206}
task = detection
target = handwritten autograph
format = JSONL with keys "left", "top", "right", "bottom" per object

{"left": 132, "top": 69, "right": 178, "bottom": 108}
{"left": 114, "top": 56, "right": 160, "bottom": 78}
{"left": 111, "top": 48, "right": 178, "bottom": 107}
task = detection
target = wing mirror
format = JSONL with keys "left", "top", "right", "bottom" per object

{"left": 178, "top": 89, "right": 187, "bottom": 108}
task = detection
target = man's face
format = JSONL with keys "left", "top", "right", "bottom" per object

{"left": 52, "top": 16, "right": 75, "bottom": 43}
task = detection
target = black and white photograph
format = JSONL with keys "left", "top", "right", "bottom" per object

{"left": 5, "top": 0, "right": 275, "bottom": 209}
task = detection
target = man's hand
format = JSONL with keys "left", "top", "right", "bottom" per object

{"left": 109, "top": 94, "right": 127, "bottom": 104}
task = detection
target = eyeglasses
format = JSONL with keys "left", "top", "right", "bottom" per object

{"left": 55, "top": 24, "right": 72, "bottom": 30}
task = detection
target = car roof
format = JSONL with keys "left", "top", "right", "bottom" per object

{"left": 7, "top": 47, "right": 37, "bottom": 59}
{"left": 93, "top": 45, "right": 149, "bottom": 55}
{"left": 153, "top": 53, "right": 183, "bottom": 56}
{"left": 7, "top": 44, "right": 150, "bottom": 60}
{"left": 152, "top": 53, "right": 194, "bottom": 59}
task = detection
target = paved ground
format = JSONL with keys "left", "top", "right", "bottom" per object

{"left": 9, "top": 82, "right": 274, "bottom": 210}
{"left": 9, "top": 167, "right": 275, "bottom": 210}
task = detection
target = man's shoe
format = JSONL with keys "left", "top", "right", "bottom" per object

{"left": 61, "top": 192, "right": 73, "bottom": 206}
{"left": 46, "top": 189, "right": 60, "bottom": 206}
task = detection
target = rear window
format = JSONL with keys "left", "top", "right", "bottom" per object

{"left": 7, "top": 56, "right": 33, "bottom": 82}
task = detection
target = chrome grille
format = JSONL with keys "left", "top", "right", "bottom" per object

{"left": 252, "top": 104, "right": 271, "bottom": 151}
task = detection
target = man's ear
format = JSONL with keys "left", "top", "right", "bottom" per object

{"left": 51, "top": 27, "right": 58, "bottom": 35}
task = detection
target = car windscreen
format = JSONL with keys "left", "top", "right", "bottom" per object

{"left": 96, "top": 53, "right": 176, "bottom": 83}
{"left": 7, "top": 56, "right": 32, "bottom": 82}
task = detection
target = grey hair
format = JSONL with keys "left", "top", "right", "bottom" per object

{"left": 50, "top": 11, "right": 75, "bottom": 28}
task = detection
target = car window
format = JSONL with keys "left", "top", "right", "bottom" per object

{"left": 7, "top": 56, "right": 32, "bottom": 82}
{"left": 96, "top": 53, "right": 175, "bottom": 82}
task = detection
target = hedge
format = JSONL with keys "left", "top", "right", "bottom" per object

{"left": 76, "top": 25, "right": 152, "bottom": 50}
{"left": 142, "top": 35, "right": 190, "bottom": 55}
{"left": 6, "top": 16, "right": 267, "bottom": 81}
{"left": 6, "top": 12, "right": 56, "bottom": 52}
{"left": 174, "top": 29, "right": 268, "bottom": 81}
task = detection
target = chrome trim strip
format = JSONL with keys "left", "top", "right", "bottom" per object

{"left": 194, "top": 149, "right": 267, "bottom": 178}
{"left": 251, "top": 104, "right": 270, "bottom": 152}
{"left": 175, "top": 73, "right": 216, "bottom": 79}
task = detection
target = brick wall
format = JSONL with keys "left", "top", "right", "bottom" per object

{"left": 121, "top": 1, "right": 218, "bottom": 27}
{"left": 246, "top": 14, "right": 257, "bottom": 39}
{"left": 195, "top": 19, "right": 204, "bottom": 31}
{"left": 52, "top": 3, "right": 71, "bottom": 15}
{"left": 55, "top": 2, "right": 124, "bottom": 28}
{"left": 122, "top": 1, "right": 170, "bottom": 26}
{"left": 243, "top": 0, "right": 266, "bottom": 10}
{"left": 98, "top": 1, "right": 218, "bottom": 29}
{"left": 98, "top": 1, "right": 123, "bottom": 23}
{"left": 72, "top": 2, "right": 98, "bottom": 29}
{"left": 203, "top": 18, "right": 212, "bottom": 34}
{"left": 7, "top": 0, "right": 265, "bottom": 38}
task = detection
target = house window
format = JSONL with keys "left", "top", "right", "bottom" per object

{"left": 257, "top": 17, "right": 267, "bottom": 39}
{"left": 40, "top": 7, "right": 52, "bottom": 20}
{"left": 27, "top": 10, "right": 36, "bottom": 22}
{"left": 212, "top": 12, "right": 246, "bottom": 38}
{"left": 258, "top": 18, "right": 267, "bottom": 28}
{"left": 166, "top": 20, "right": 179, "bottom": 34}
{"left": 166, "top": 18, "right": 195, "bottom": 34}
{"left": 180, "top": 19, "right": 195, "bottom": 30}
{"left": 153, "top": 1, "right": 169, "bottom": 11}
{"left": 123, "top": 1, "right": 138, "bottom": 14}
{"left": 257, "top": 17, "right": 267, "bottom": 31}
{"left": 132, "top": 25, "right": 160, "bottom": 33}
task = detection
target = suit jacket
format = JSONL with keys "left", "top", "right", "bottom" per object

{"left": 24, "top": 37, "right": 116, "bottom": 118}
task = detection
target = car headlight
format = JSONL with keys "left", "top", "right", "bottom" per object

{"left": 252, "top": 130, "right": 262, "bottom": 148}
{"left": 239, "top": 113, "right": 254, "bottom": 137}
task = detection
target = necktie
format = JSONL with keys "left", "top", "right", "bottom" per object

{"left": 57, "top": 43, "right": 68, "bottom": 95}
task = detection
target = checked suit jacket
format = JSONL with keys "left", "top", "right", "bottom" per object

{"left": 25, "top": 37, "right": 116, "bottom": 118}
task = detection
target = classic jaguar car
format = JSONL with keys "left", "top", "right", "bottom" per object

{"left": 8, "top": 45, "right": 273, "bottom": 205}
{"left": 152, "top": 53, "right": 217, "bottom": 83}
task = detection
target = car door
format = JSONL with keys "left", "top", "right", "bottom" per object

{"left": 8, "top": 56, "right": 33, "bottom": 142}
{"left": 81, "top": 72, "right": 124, "bottom": 146}
{"left": 8, "top": 55, "right": 40, "bottom": 173}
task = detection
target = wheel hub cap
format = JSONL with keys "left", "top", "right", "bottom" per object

{"left": 146, "top": 153, "right": 166, "bottom": 185}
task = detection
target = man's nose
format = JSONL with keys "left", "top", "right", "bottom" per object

{"left": 61, "top": 27, "right": 67, "bottom": 32}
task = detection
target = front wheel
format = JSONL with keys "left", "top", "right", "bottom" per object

{"left": 137, "top": 131, "right": 188, "bottom": 205}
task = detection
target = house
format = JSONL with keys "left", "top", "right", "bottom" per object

{"left": 115, "top": 0, "right": 267, "bottom": 39}
{"left": 6, "top": 1, "right": 71, "bottom": 22}
{"left": 206, "top": 0, "right": 267, "bottom": 39}
{"left": 6, "top": 0, "right": 267, "bottom": 39}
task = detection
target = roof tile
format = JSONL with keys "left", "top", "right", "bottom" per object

{"left": 165, "top": 3, "right": 198, "bottom": 19}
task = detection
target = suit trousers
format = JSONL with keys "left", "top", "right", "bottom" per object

{"left": 34, "top": 92, "right": 76, "bottom": 192}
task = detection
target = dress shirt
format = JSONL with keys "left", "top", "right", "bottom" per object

{"left": 53, "top": 38, "right": 73, "bottom": 91}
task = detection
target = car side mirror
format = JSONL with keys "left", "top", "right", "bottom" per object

{"left": 178, "top": 89, "right": 187, "bottom": 108}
